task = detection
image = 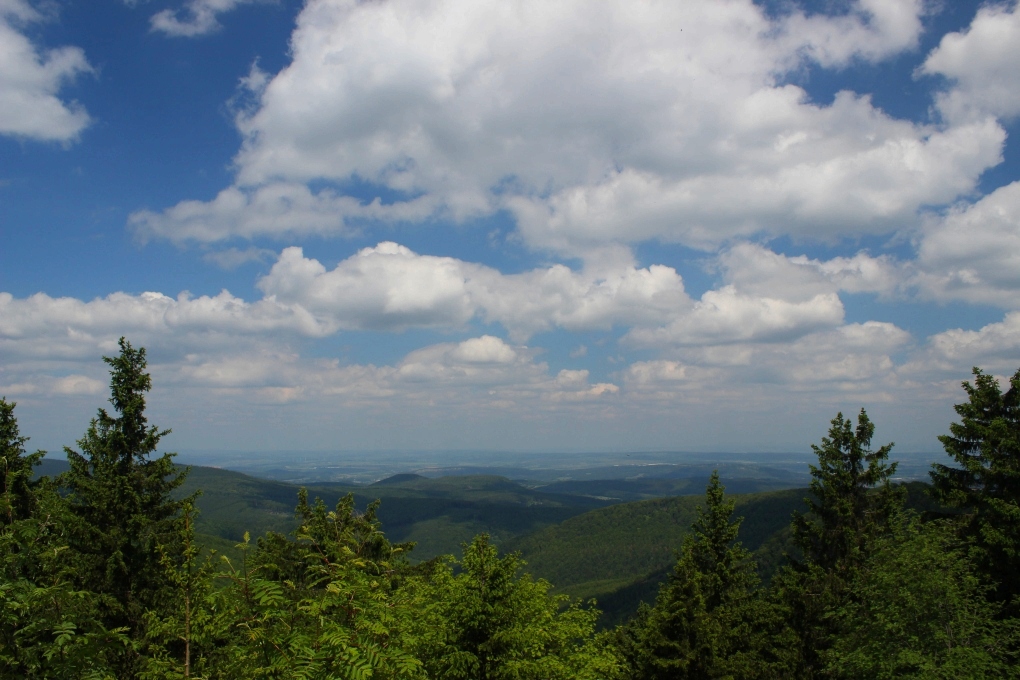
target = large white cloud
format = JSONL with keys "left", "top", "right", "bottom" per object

{"left": 0, "top": 322, "right": 618, "bottom": 413}
{"left": 130, "top": 0, "right": 1004, "bottom": 251}
{"left": 921, "top": 1, "right": 1020, "bottom": 122}
{"left": 913, "top": 181, "right": 1020, "bottom": 307}
{"left": 258, "top": 243, "right": 478, "bottom": 331}
{"left": 0, "top": 241, "right": 899, "bottom": 363}
{"left": 3, "top": 279, "right": 1005, "bottom": 452}
{"left": 257, "top": 241, "right": 895, "bottom": 344}
{"left": 0, "top": 0, "right": 91, "bottom": 141}
{"left": 774, "top": 0, "right": 923, "bottom": 66}
{"left": 715, "top": 242, "right": 901, "bottom": 300}
{"left": 621, "top": 241, "right": 909, "bottom": 348}
{"left": 257, "top": 242, "right": 691, "bottom": 339}
{"left": 623, "top": 321, "right": 912, "bottom": 405}
{"left": 624, "top": 288, "right": 844, "bottom": 348}
{"left": 903, "top": 311, "right": 1020, "bottom": 378}
{"left": 0, "top": 289, "right": 329, "bottom": 362}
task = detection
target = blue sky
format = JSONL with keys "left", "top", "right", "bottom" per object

{"left": 2, "top": 0, "right": 1020, "bottom": 456}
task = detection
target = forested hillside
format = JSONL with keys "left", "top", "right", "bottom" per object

{"left": 534, "top": 474, "right": 801, "bottom": 501}
{"left": 4, "top": 340, "right": 1020, "bottom": 678}
{"left": 181, "top": 468, "right": 612, "bottom": 562}
{"left": 34, "top": 454, "right": 816, "bottom": 592}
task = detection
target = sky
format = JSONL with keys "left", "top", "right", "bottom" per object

{"left": 2, "top": 0, "right": 1020, "bottom": 456}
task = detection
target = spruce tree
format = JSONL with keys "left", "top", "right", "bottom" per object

{"left": 0, "top": 398, "right": 45, "bottom": 527}
{"left": 792, "top": 408, "right": 903, "bottom": 576}
{"left": 623, "top": 472, "right": 789, "bottom": 680}
{"left": 1, "top": 399, "right": 124, "bottom": 678}
{"left": 779, "top": 408, "right": 904, "bottom": 677}
{"left": 930, "top": 366, "right": 1020, "bottom": 613}
{"left": 61, "top": 339, "right": 192, "bottom": 656}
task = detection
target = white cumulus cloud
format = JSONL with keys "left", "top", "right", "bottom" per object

{"left": 256, "top": 242, "right": 691, "bottom": 339}
{"left": 623, "top": 321, "right": 912, "bottom": 405}
{"left": 625, "top": 288, "right": 845, "bottom": 348}
{"left": 0, "top": 289, "right": 330, "bottom": 362}
{"left": 0, "top": 0, "right": 92, "bottom": 141}
{"left": 921, "top": 1, "right": 1020, "bottom": 122}
{"left": 716, "top": 242, "right": 901, "bottom": 301}
{"left": 913, "top": 181, "right": 1020, "bottom": 307}
{"left": 130, "top": 0, "right": 1004, "bottom": 252}
{"left": 904, "top": 312, "right": 1020, "bottom": 378}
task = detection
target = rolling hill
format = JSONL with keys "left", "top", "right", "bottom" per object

{"left": 35, "top": 459, "right": 614, "bottom": 562}
{"left": 507, "top": 481, "right": 941, "bottom": 626}
{"left": 508, "top": 488, "right": 806, "bottom": 591}
{"left": 181, "top": 466, "right": 613, "bottom": 562}
{"left": 34, "top": 453, "right": 942, "bottom": 628}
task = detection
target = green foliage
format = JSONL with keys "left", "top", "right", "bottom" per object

{"left": 535, "top": 475, "right": 798, "bottom": 502}
{"left": 1, "top": 397, "right": 45, "bottom": 526}
{"left": 140, "top": 501, "right": 227, "bottom": 680}
{"left": 0, "top": 398, "right": 126, "bottom": 679}
{"left": 792, "top": 409, "right": 903, "bottom": 575}
{"left": 7, "top": 345, "right": 1020, "bottom": 680}
{"left": 408, "top": 534, "right": 620, "bottom": 680}
{"left": 619, "top": 473, "right": 797, "bottom": 680}
{"left": 825, "top": 517, "right": 1019, "bottom": 679}
{"left": 176, "top": 467, "right": 605, "bottom": 564}
{"left": 931, "top": 366, "right": 1020, "bottom": 611}
{"left": 776, "top": 409, "right": 905, "bottom": 677}
{"left": 507, "top": 488, "right": 806, "bottom": 624}
{"left": 60, "top": 338, "right": 194, "bottom": 674}
{"left": 196, "top": 492, "right": 427, "bottom": 679}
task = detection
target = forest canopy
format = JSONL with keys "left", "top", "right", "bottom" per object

{"left": 2, "top": 340, "right": 1019, "bottom": 679}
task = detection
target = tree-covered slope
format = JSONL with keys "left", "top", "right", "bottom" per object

{"left": 175, "top": 467, "right": 612, "bottom": 562}
{"left": 507, "top": 488, "right": 806, "bottom": 597}
{"left": 40, "top": 460, "right": 615, "bottom": 562}
{"left": 535, "top": 473, "right": 802, "bottom": 501}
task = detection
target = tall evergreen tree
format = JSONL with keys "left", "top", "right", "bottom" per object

{"left": 0, "top": 398, "right": 44, "bottom": 527}
{"left": 792, "top": 409, "right": 903, "bottom": 575}
{"left": 930, "top": 366, "right": 1020, "bottom": 612}
{"left": 1, "top": 399, "right": 124, "bottom": 678}
{"left": 61, "top": 339, "right": 192, "bottom": 663}
{"left": 777, "top": 408, "right": 904, "bottom": 678}
{"left": 622, "top": 472, "right": 795, "bottom": 680}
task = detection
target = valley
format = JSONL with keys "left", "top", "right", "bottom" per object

{"left": 34, "top": 452, "right": 943, "bottom": 627}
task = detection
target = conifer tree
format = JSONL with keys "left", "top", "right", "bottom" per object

{"left": 1, "top": 398, "right": 124, "bottom": 678}
{"left": 791, "top": 409, "right": 903, "bottom": 575}
{"left": 777, "top": 408, "right": 904, "bottom": 677}
{"left": 930, "top": 366, "right": 1020, "bottom": 612}
{"left": 622, "top": 472, "right": 791, "bottom": 679}
{"left": 61, "top": 338, "right": 192, "bottom": 661}
{"left": 1, "top": 398, "right": 44, "bottom": 527}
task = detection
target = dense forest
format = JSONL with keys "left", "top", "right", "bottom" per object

{"left": 2, "top": 339, "right": 1019, "bottom": 678}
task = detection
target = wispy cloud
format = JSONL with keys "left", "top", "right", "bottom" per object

{"left": 203, "top": 246, "right": 276, "bottom": 270}
{"left": 150, "top": 0, "right": 270, "bottom": 38}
